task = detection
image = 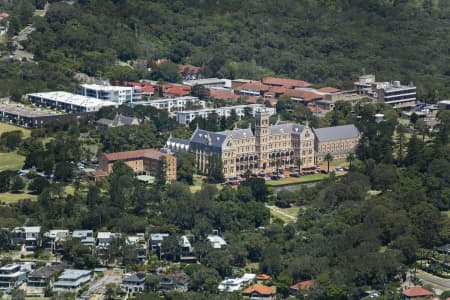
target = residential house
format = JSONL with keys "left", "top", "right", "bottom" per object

{"left": 72, "top": 230, "right": 95, "bottom": 247}
{"left": 158, "top": 272, "right": 189, "bottom": 292}
{"left": 218, "top": 278, "right": 244, "bottom": 292}
{"left": 10, "top": 226, "right": 41, "bottom": 251}
{"left": 120, "top": 273, "right": 146, "bottom": 295}
{"left": 235, "top": 81, "right": 270, "bottom": 97}
{"left": 255, "top": 274, "right": 271, "bottom": 284}
{"left": 179, "top": 64, "right": 202, "bottom": 80}
{"left": 0, "top": 263, "right": 34, "bottom": 292}
{"left": 242, "top": 283, "right": 277, "bottom": 300}
{"left": 150, "top": 233, "right": 169, "bottom": 253}
{"left": 437, "top": 244, "right": 450, "bottom": 255}
{"left": 53, "top": 269, "right": 93, "bottom": 292}
{"left": 313, "top": 124, "right": 360, "bottom": 164}
{"left": 126, "top": 233, "right": 148, "bottom": 261}
{"left": 207, "top": 230, "right": 227, "bottom": 249}
{"left": 44, "top": 229, "right": 69, "bottom": 252}
{"left": 160, "top": 84, "right": 191, "bottom": 98}
{"left": 179, "top": 235, "right": 196, "bottom": 263}
{"left": 80, "top": 84, "right": 133, "bottom": 104}
{"left": 401, "top": 286, "right": 433, "bottom": 300}
{"left": 438, "top": 100, "right": 450, "bottom": 110}
{"left": 290, "top": 280, "right": 313, "bottom": 296}
{"left": 96, "top": 232, "right": 116, "bottom": 249}
{"left": 96, "top": 114, "right": 140, "bottom": 130}
{"left": 26, "top": 264, "right": 65, "bottom": 297}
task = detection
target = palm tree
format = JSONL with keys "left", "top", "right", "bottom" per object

{"left": 296, "top": 158, "right": 302, "bottom": 174}
{"left": 346, "top": 153, "right": 355, "bottom": 169}
{"left": 324, "top": 153, "right": 334, "bottom": 174}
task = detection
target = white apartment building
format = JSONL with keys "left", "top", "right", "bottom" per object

{"left": 129, "top": 96, "right": 205, "bottom": 112}
{"left": 354, "top": 74, "right": 417, "bottom": 108}
{"left": 53, "top": 269, "right": 93, "bottom": 292}
{"left": 174, "top": 104, "right": 275, "bottom": 125}
{"left": 27, "top": 92, "right": 117, "bottom": 113}
{"left": 80, "top": 84, "right": 133, "bottom": 104}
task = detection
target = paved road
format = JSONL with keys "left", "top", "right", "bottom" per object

{"left": 266, "top": 205, "right": 297, "bottom": 222}
{"left": 416, "top": 269, "right": 450, "bottom": 290}
{"left": 88, "top": 269, "right": 123, "bottom": 295}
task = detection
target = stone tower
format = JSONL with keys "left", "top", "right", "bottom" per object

{"left": 255, "top": 108, "right": 271, "bottom": 170}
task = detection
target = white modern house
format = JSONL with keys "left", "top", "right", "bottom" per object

{"left": 207, "top": 230, "right": 227, "bottom": 249}
{"left": 80, "top": 84, "right": 133, "bottom": 104}
{"left": 53, "top": 269, "right": 93, "bottom": 292}
{"left": 96, "top": 232, "right": 117, "bottom": 249}
{"left": 72, "top": 230, "right": 95, "bottom": 247}
{"left": 0, "top": 263, "right": 35, "bottom": 292}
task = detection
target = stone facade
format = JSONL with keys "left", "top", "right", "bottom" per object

{"left": 313, "top": 125, "right": 360, "bottom": 164}
{"left": 98, "top": 149, "right": 176, "bottom": 181}
{"left": 176, "top": 108, "right": 315, "bottom": 179}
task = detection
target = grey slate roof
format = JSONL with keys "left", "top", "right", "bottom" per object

{"left": 313, "top": 124, "right": 360, "bottom": 142}
{"left": 190, "top": 129, "right": 228, "bottom": 148}
{"left": 221, "top": 127, "right": 254, "bottom": 140}
{"left": 167, "top": 137, "right": 190, "bottom": 147}
{"left": 123, "top": 273, "right": 146, "bottom": 283}
{"left": 269, "top": 122, "right": 305, "bottom": 135}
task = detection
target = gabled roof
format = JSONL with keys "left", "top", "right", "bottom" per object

{"left": 221, "top": 127, "right": 254, "bottom": 140}
{"left": 402, "top": 286, "right": 433, "bottom": 297}
{"left": 313, "top": 124, "right": 360, "bottom": 142}
{"left": 291, "top": 280, "right": 313, "bottom": 290}
{"left": 235, "top": 81, "right": 270, "bottom": 92}
{"left": 255, "top": 274, "right": 271, "bottom": 281}
{"left": 179, "top": 64, "right": 201, "bottom": 73}
{"left": 208, "top": 88, "right": 238, "bottom": 101}
{"left": 123, "top": 273, "right": 146, "bottom": 283}
{"left": 437, "top": 244, "right": 450, "bottom": 253}
{"left": 262, "top": 77, "right": 311, "bottom": 88}
{"left": 102, "top": 149, "right": 171, "bottom": 162}
{"left": 190, "top": 129, "right": 228, "bottom": 148}
{"left": 269, "top": 122, "right": 305, "bottom": 135}
{"left": 242, "top": 283, "right": 276, "bottom": 295}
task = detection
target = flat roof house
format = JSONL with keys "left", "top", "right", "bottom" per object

{"left": 10, "top": 226, "right": 41, "bottom": 251}
{"left": 0, "top": 263, "right": 34, "bottom": 292}
{"left": 53, "top": 269, "right": 93, "bottom": 292}
{"left": 72, "top": 230, "right": 95, "bottom": 247}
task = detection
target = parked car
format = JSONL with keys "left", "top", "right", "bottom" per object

{"left": 290, "top": 173, "right": 300, "bottom": 178}
{"left": 335, "top": 167, "right": 344, "bottom": 172}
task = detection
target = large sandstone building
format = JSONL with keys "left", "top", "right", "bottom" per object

{"left": 166, "top": 108, "right": 315, "bottom": 178}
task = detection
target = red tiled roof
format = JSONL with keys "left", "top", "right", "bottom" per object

{"left": 140, "top": 86, "right": 155, "bottom": 93}
{"left": 244, "top": 96, "right": 260, "bottom": 104}
{"left": 102, "top": 149, "right": 171, "bottom": 162}
{"left": 179, "top": 64, "right": 201, "bottom": 73}
{"left": 155, "top": 58, "right": 168, "bottom": 66}
{"left": 262, "top": 77, "right": 311, "bottom": 88}
{"left": 123, "top": 81, "right": 142, "bottom": 87}
{"left": 267, "top": 86, "right": 287, "bottom": 94}
{"left": 87, "top": 169, "right": 108, "bottom": 178}
{"left": 242, "top": 284, "right": 276, "bottom": 295}
{"left": 255, "top": 274, "right": 271, "bottom": 281}
{"left": 284, "top": 89, "right": 323, "bottom": 102}
{"left": 317, "top": 87, "right": 341, "bottom": 93}
{"left": 0, "top": 13, "right": 9, "bottom": 22}
{"left": 308, "top": 106, "right": 324, "bottom": 113}
{"left": 162, "top": 84, "right": 191, "bottom": 97}
{"left": 290, "top": 280, "right": 313, "bottom": 291}
{"left": 235, "top": 81, "right": 270, "bottom": 92}
{"left": 208, "top": 88, "right": 238, "bottom": 101}
{"left": 402, "top": 286, "right": 433, "bottom": 297}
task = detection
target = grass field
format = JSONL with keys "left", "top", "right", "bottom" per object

{"left": 442, "top": 210, "right": 450, "bottom": 218}
{"left": 266, "top": 173, "right": 335, "bottom": 187}
{"left": 266, "top": 205, "right": 301, "bottom": 223}
{"left": 0, "top": 191, "right": 37, "bottom": 204}
{"left": 0, "top": 151, "right": 25, "bottom": 171}
{"left": 190, "top": 175, "right": 205, "bottom": 193}
{"left": 0, "top": 122, "right": 31, "bottom": 138}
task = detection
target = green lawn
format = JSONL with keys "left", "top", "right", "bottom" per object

{"left": 0, "top": 151, "right": 25, "bottom": 171}
{"left": 0, "top": 191, "right": 37, "bottom": 204}
{"left": 189, "top": 175, "right": 205, "bottom": 193}
{"left": 0, "top": 122, "right": 31, "bottom": 138}
{"left": 266, "top": 173, "right": 334, "bottom": 186}
{"left": 442, "top": 210, "right": 450, "bottom": 218}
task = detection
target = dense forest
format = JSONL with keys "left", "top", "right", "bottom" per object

{"left": 0, "top": 0, "right": 450, "bottom": 100}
